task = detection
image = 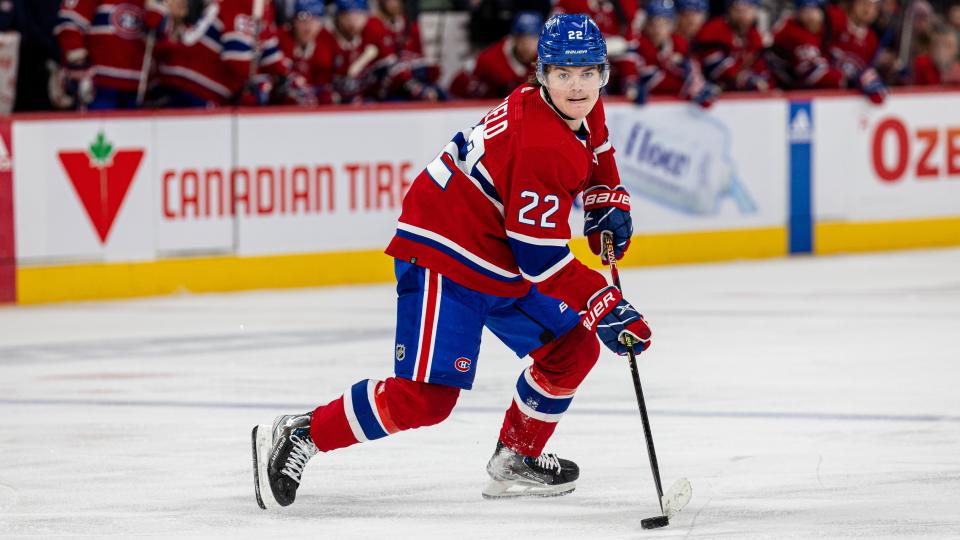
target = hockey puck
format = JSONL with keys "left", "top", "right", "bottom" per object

{"left": 641, "top": 516, "right": 670, "bottom": 529}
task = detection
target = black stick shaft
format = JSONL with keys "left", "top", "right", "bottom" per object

{"left": 627, "top": 349, "right": 664, "bottom": 510}
{"left": 603, "top": 233, "right": 665, "bottom": 514}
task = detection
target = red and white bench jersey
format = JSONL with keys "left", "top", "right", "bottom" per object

{"left": 154, "top": 0, "right": 288, "bottom": 103}
{"left": 827, "top": 5, "right": 878, "bottom": 73}
{"left": 55, "top": 0, "right": 166, "bottom": 91}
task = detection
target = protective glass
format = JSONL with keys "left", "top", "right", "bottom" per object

{"left": 537, "top": 63, "right": 610, "bottom": 90}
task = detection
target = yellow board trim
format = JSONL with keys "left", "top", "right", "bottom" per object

{"left": 16, "top": 250, "right": 397, "bottom": 305}
{"left": 17, "top": 226, "right": 786, "bottom": 304}
{"left": 815, "top": 216, "right": 960, "bottom": 255}
{"left": 570, "top": 226, "right": 787, "bottom": 269}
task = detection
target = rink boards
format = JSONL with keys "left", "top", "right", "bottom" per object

{"left": 1, "top": 89, "right": 959, "bottom": 304}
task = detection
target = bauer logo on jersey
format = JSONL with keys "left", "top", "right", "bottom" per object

{"left": 454, "top": 357, "right": 472, "bottom": 373}
{"left": 396, "top": 344, "right": 406, "bottom": 361}
{"left": 609, "top": 108, "right": 757, "bottom": 216}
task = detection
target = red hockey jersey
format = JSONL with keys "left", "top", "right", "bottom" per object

{"left": 827, "top": 5, "right": 878, "bottom": 74}
{"left": 385, "top": 85, "right": 620, "bottom": 309}
{"left": 449, "top": 37, "right": 533, "bottom": 99}
{"left": 636, "top": 34, "right": 692, "bottom": 96}
{"left": 154, "top": 0, "right": 289, "bottom": 104}
{"left": 280, "top": 30, "right": 333, "bottom": 88}
{"left": 912, "top": 55, "right": 941, "bottom": 86}
{"left": 367, "top": 14, "right": 422, "bottom": 58}
{"left": 477, "top": 37, "right": 535, "bottom": 98}
{"left": 55, "top": 0, "right": 166, "bottom": 91}
{"left": 769, "top": 15, "right": 844, "bottom": 89}
{"left": 693, "top": 16, "right": 770, "bottom": 91}
{"left": 315, "top": 19, "right": 385, "bottom": 101}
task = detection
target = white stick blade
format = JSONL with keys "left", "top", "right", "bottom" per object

{"left": 662, "top": 478, "right": 692, "bottom": 518}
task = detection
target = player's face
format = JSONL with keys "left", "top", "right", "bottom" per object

{"left": 850, "top": 0, "right": 879, "bottom": 26}
{"left": 797, "top": 6, "right": 823, "bottom": 32}
{"left": 677, "top": 11, "right": 706, "bottom": 38}
{"left": 644, "top": 16, "right": 675, "bottom": 45}
{"left": 168, "top": 0, "right": 188, "bottom": 19}
{"left": 381, "top": 0, "right": 403, "bottom": 16}
{"left": 932, "top": 33, "right": 959, "bottom": 66}
{"left": 293, "top": 14, "right": 321, "bottom": 45}
{"left": 513, "top": 35, "right": 539, "bottom": 65}
{"left": 337, "top": 11, "right": 368, "bottom": 37}
{"left": 728, "top": 3, "right": 757, "bottom": 31}
{"left": 543, "top": 66, "right": 602, "bottom": 121}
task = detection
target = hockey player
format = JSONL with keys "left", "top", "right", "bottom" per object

{"left": 831, "top": 0, "right": 880, "bottom": 68}
{"left": 368, "top": 0, "right": 422, "bottom": 57}
{"left": 366, "top": 0, "right": 444, "bottom": 101}
{"left": 252, "top": 14, "right": 652, "bottom": 508}
{"left": 449, "top": 11, "right": 541, "bottom": 99}
{"left": 828, "top": 0, "right": 882, "bottom": 92}
{"left": 675, "top": 0, "right": 708, "bottom": 42}
{"left": 54, "top": 0, "right": 167, "bottom": 109}
{"left": 152, "top": 0, "right": 224, "bottom": 107}
{"left": 153, "top": 0, "right": 309, "bottom": 107}
{"left": 630, "top": 0, "right": 719, "bottom": 107}
{"left": 280, "top": 0, "right": 336, "bottom": 104}
{"left": 314, "top": 0, "right": 385, "bottom": 103}
{"left": 693, "top": 0, "right": 773, "bottom": 92}
{"left": 912, "top": 27, "right": 960, "bottom": 86}
{"left": 768, "top": 0, "right": 887, "bottom": 103}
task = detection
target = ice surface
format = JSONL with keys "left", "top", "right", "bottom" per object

{"left": 1, "top": 249, "right": 959, "bottom": 539}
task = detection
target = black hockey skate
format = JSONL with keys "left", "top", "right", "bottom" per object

{"left": 482, "top": 441, "right": 579, "bottom": 499}
{"left": 252, "top": 413, "right": 318, "bottom": 509}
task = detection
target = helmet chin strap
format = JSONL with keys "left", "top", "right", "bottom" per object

{"left": 541, "top": 86, "right": 576, "bottom": 122}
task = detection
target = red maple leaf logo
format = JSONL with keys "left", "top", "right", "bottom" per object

{"left": 58, "top": 131, "right": 144, "bottom": 244}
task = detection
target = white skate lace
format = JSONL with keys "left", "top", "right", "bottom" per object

{"left": 281, "top": 433, "right": 318, "bottom": 483}
{"left": 532, "top": 453, "right": 561, "bottom": 472}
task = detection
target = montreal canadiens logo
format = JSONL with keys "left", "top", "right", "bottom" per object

{"left": 111, "top": 5, "right": 143, "bottom": 39}
{"left": 454, "top": 357, "right": 472, "bottom": 373}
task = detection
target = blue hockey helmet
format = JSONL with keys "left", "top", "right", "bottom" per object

{"left": 794, "top": 0, "right": 824, "bottom": 8}
{"left": 536, "top": 14, "right": 609, "bottom": 88}
{"left": 335, "top": 0, "right": 369, "bottom": 13}
{"left": 294, "top": 0, "right": 326, "bottom": 17}
{"left": 537, "top": 14, "right": 607, "bottom": 66}
{"left": 676, "top": 0, "right": 708, "bottom": 12}
{"left": 512, "top": 11, "right": 544, "bottom": 36}
{"left": 646, "top": 0, "right": 677, "bottom": 19}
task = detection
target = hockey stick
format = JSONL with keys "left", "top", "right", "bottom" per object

{"left": 896, "top": 0, "right": 916, "bottom": 79}
{"left": 244, "top": 0, "right": 266, "bottom": 100}
{"left": 602, "top": 232, "right": 691, "bottom": 529}
{"left": 137, "top": 30, "right": 156, "bottom": 107}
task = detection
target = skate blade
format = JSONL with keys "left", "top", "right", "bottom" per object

{"left": 251, "top": 424, "right": 278, "bottom": 510}
{"left": 481, "top": 479, "right": 576, "bottom": 499}
{"left": 662, "top": 478, "right": 692, "bottom": 518}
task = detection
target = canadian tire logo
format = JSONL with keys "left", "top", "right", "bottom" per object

{"left": 58, "top": 131, "right": 144, "bottom": 243}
